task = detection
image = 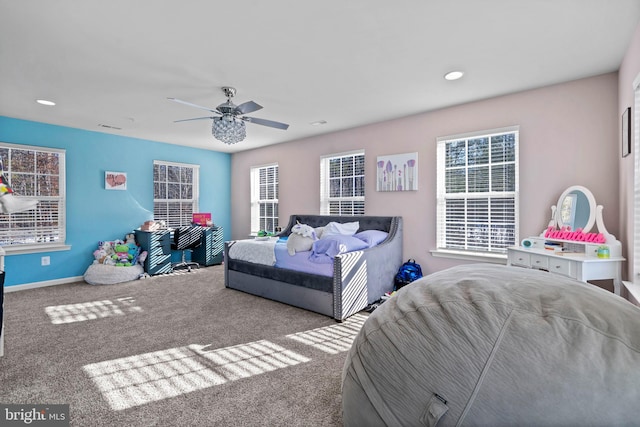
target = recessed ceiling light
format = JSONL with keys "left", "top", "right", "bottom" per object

{"left": 310, "top": 120, "right": 327, "bottom": 126}
{"left": 36, "top": 99, "right": 56, "bottom": 106}
{"left": 444, "top": 71, "right": 464, "bottom": 81}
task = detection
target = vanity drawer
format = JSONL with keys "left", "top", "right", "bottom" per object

{"left": 549, "top": 258, "right": 575, "bottom": 278}
{"left": 509, "top": 251, "right": 531, "bottom": 267}
{"left": 585, "top": 244, "right": 601, "bottom": 258}
{"left": 530, "top": 254, "right": 549, "bottom": 270}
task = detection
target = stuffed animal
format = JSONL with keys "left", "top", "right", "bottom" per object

{"left": 286, "top": 222, "right": 319, "bottom": 255}
{"left": 291, "top": 223, "right": 316, "bottom": 238}
{"left": 100, "top": 241, "right": 115, "bottom": 257}
{"left": 92, "top": 240, "right": 115, "bottom": 264}
{"left": 138, "top": 250, "right": 148, "bottom": 265}
{"left": 125, "top": 233, "right": 136, "bottom": 245}
{"left": 112, "top": 243, "right": 133, "bottom": 266}
{"left": 91, "top": 236, "right": 141, "bottom": 267}
{"left": 127, "top": 244, "right": 140, "bottom": 264}
{"left": 92, "top": 248, "right": 109, "bottom": 264}
{"left": 103, "top": 256, "right": 117, "bottom": 266}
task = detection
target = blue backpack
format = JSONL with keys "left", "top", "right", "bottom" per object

{"left": 394, "top": 259, "right": 423, "bottom": 290}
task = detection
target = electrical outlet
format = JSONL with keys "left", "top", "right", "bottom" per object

{"left": 41, "top": 256, "right": 50, "bottom": 266}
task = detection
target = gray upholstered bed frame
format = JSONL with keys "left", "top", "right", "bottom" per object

{"left": 224, "top": 215, "right": 403, "bottom": 321}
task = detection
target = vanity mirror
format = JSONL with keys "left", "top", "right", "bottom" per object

{"left": 548, "top": 185, "right": 596, "bottom": 233}
{"left": 544, "top": 185, "right": 616, "bottom": 243}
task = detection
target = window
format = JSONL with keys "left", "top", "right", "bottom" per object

{"left": 632, "top": 73, "right": 640, "bottom": 285}
{"left": 153, "top": 161, "right": 199, "bottom": 228}
{"left": 250, "top": 164, "right": 278, "bottom": 234}
{"left": 0, "top": 143, "right": 66, "bottom": 252}
{"left": 320, "top": 151, "right": 365, "bottom": 215}
{"left": 436, "top": 127, "right": 519, "bottom": 257}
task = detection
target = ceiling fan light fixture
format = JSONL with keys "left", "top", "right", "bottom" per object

{"left": 171, "top": 87, "right": 288, "bottom": 145}
{"left": 212, "top": 115, "right": 246, "bottom": 144}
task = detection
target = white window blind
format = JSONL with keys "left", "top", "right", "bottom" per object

{"left": 250, "top": 164, "right": 279, "bottom": 234}
{"left": 320, "top": 151, "right": 365, "bottom": 215}
{"left": 436, "top": 127, "right": 519, "bottom": 255}
{"left": 0, "top": 143, "right": 66, "bottom": 250}
{"left": 153, "top": 160, "right": 199, "bottom": 228}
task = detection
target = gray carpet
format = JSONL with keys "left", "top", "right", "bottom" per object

{"left": 0, "top": 265, "right": 367, "bottom": 426}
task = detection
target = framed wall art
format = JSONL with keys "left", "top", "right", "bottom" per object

{"left": 105, "top": 171, "right": 127, "bottom": 190}
{"left": 622, "top": 107, "right": 631, "bottom": 158}
{"left": 376, "top": 152, "right": 418, "bottom": 192}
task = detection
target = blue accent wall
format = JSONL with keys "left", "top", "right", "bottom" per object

{"left": 0, "top": 116, "right": 231, "bottom": 287}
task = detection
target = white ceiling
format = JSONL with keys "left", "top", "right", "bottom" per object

{"left": 1, "top": 1, "right": 639, "bottom": 153}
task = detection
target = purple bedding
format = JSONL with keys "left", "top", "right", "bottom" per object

{"left": 274, "top": 240, "right": 333, "bottom": 277}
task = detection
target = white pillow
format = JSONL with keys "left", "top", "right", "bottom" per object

{"left": 323, "top": 221, "right": 360, "bottom": 237}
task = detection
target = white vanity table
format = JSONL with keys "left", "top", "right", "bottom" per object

{"left": 507, "top": 185, "right": 624, "bottom": 295}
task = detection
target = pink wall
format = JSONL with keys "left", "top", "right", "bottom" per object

{"left": 619, "top": 20, "right": 640, "bottom": 280}
{"left": 231, "top": 73, "right": 619, "bottom": 276}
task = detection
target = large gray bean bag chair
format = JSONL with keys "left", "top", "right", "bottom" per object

{"left": 342, "top": 264, "right": 640, "bottom": 426}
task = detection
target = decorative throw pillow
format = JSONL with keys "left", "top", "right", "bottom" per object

{"left": 322, "top": 221, "right": 360, "bottom": 237}
{"left": 309, "top": 235, "right": 369, "bottom": 264}
{"left": 354, "top": 230, "right": 389, "bottom": 248}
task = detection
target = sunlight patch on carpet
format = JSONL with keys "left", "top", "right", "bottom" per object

{"left": 45, "top": 297, "right": 142, "bottom": 324}
{"left": 83, "top": 340, "right": 310, "bottom": 411}
{"left": 285, "top": 313, "right": 367, "bottom": 354}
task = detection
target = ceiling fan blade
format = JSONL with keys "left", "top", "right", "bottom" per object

{"left": 168, "top": 97, "right": 220, "bottom": 114}
{"left": 174, "top": 116, "right": 214, "bottom": 123}
{"left": 243, "top": 116, "right": 289, "bottom": 130}
{"left": 235, "top": 100, "right": 263, "bottom": 115}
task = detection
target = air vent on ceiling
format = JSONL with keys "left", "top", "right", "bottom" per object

{"left": 98, "top": 124, "right": 122, "bottom": 130}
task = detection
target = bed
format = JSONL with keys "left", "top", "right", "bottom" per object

{"left": 224, "top": 215, "right": 403, "bottom": 321}
{"left": 342, "top": 263, "right": 640, "bottom": 426}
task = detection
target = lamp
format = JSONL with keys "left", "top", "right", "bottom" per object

{"left": 212, "top": 114, "right": 246, "bottom": 145}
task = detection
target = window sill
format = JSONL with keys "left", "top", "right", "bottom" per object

{"left": 430, "top": 249, "right": 507, "bottom": 264}
{"left": 2, "top": 244, "right": 71, "bottom": 255}
{"left": 623, "top": 281, "right": 640, "bottom": 306}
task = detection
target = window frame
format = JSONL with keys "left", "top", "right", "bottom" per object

{"left": 433, "top": 126, "right": 519, "bottom": 262}
{"left": 250, "top": 163, "right": 279, "bottom": 234}
{"left": 628, "top": 72, "right": 640, "bottom": 302}
{"left": 0, "top": 142, "right": 68, "bottom": 255}
{"left": 153, "top": 160, "right": 199, "bottom": 228}
{"left": 320, "top": 150, "right": 365, "bottom": 216}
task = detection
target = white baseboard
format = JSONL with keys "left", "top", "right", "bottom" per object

{"left": 4, "top": 276, "right": 84, "bottom": 293}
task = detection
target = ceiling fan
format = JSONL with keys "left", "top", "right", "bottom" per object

{"left": 168, "top": 87, "right": 289, "bottom": 145}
